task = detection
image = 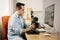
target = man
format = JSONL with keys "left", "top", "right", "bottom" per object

{"left": 8, "top": 2, "right": 34, "bottom": 40}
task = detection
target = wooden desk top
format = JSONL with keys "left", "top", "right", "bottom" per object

{"left": 25, "top": 33, "right": 57, "bottom": 40}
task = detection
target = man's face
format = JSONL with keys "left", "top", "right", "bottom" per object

{"left": 18, "top": 6, "right": 25, "bottom": 15}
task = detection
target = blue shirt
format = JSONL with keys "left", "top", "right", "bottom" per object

{"left": 8, "top": 12, "right": 26, "bottom": 40}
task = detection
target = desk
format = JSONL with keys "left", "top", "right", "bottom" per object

{"left": 25, "top": 33, "right": 57, "bottom": 40}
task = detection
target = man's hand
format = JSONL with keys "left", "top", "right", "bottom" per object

{"left": 28, "top": 23, "right": 36, "bottom": 30}
{"left": 31, "top": 24, "right": 35, "bottom": 29}
{"left": 22, "top": 24, "right": 36, "bottom": 33}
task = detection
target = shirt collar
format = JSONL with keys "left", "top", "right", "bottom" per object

{"left": 15, "top": 12, "right": 23, "bottom": 18}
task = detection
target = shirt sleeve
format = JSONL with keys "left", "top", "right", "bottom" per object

{"left": 24, "top": 23, "right": 27, "bottom": 28}
{"left": 9, "top": 18, "right": 23, "bottom": 34}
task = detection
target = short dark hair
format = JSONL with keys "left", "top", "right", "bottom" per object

{"left": 16, "top": 2, "right": 25, "bottom": 10}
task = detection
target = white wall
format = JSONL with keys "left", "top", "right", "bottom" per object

{"left": 17, "top": 0, "right": 43, "bottom": 11}
{"left": 9, "top": 0, "right": 17, "bottom": 15}
{"left": 0, "top": 0, "right": 17, "bottom": 18}
{"left": 43, "top": 0, "right": 60, "bottom": 40}
{"left": 55, "top": 0, "right": 60, "bottom": 40}
{"left": 0, "top": 0, "right": 9, "bottom": 18}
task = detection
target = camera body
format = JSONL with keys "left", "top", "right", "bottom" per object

{"left": 31, "top": 17, "right": 39, "bottom": 29}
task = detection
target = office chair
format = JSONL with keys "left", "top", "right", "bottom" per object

{"left": 2, "top": 16, "right": 10, "bottom": 40}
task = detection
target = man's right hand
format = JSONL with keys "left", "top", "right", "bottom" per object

{"left": 22, "top": 24, "right": 36, "bottom": 33}
{"left": 28, "top": 24, "right": 36, "bottom": 31}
